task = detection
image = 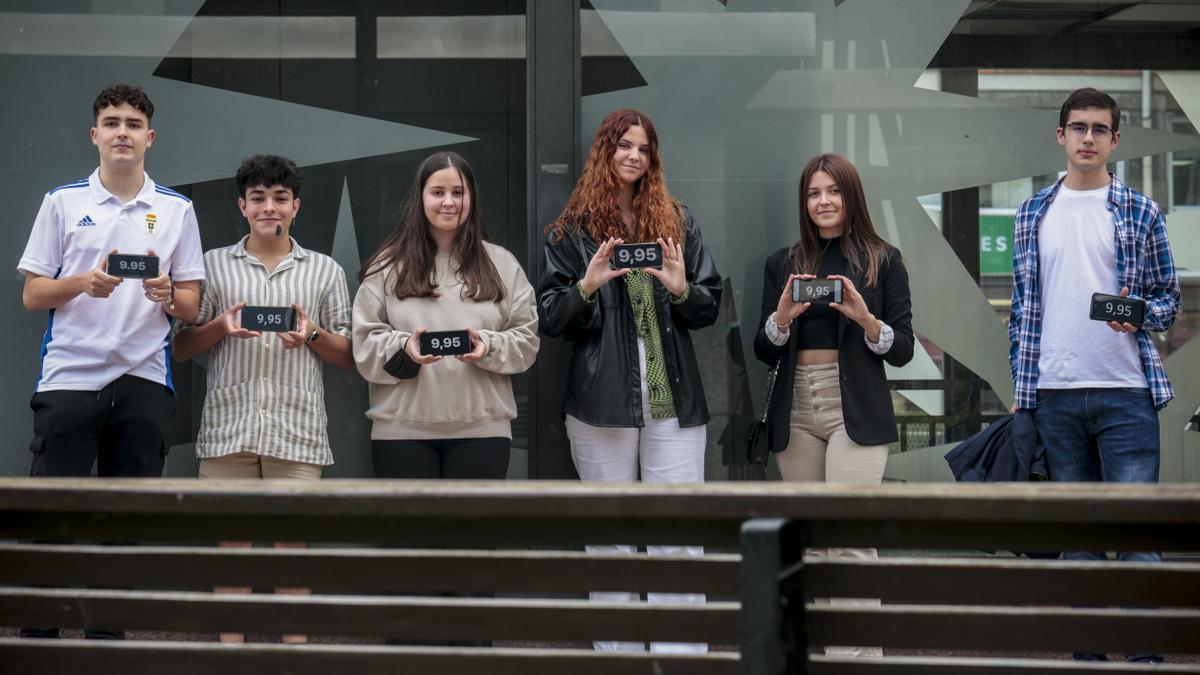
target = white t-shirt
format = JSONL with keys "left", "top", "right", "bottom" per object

{"left": 1037, "top": 184, "right": 1145, "bottom": 389}
{"left": 18, "top": 169, "right": 206, "bottom": 392}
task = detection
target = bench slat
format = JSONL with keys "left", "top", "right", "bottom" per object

{"left": 3, "top": 479, "right": 1198, "bottom": 524}
{"left": 808, "top": 604, "right": 1200, "bottom": 654}
{"left": 6, "top": 513, "right": 1197, "bottom": 551}
{"left": 0, "top": 588, "right": 739, "bottom": 643}
{"left": 0, "top": 639, "right": 740, "bottom": 675}
{"left": 1, "top": 513, "right": 742, "bottom": 548}
{"left": 0, "top": 543, "right": 740, "bottom": 595}
{"left": 804, "top": 557, "right": 1200, "bottom": 606}
{"left": 808, "top": 654, "right": 1200, "bottom": 673}
{"left": 803, "top": 521, "right": 1200, "bottom": 552}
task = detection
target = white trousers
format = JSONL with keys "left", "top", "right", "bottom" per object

{"left": 565, "top": 339, "right": 708, "bottom": 654}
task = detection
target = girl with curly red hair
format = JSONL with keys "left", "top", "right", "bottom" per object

{"left": 537, "top": 108, "right": 722, "bottom": 654}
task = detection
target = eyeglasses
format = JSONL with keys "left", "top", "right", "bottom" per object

{"left": 1065, "top": 122, "right": 1114, "bottom": 141}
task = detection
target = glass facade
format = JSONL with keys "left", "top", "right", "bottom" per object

{"left": 2, "top": 1, "right": 1198, "bottom": 481}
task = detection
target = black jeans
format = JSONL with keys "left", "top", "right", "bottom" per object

{"left": 29, "top": 374, "right": 174, "bottom": 478}
{"left": 372, "top": 437, "right": 510, "bottom": 479}
{"left": 22, "top": 375, "right": 174, "bottom": 640}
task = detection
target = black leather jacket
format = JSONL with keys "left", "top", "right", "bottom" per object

{"left": 537, "top": 211, "right": 722, "bottom": 427}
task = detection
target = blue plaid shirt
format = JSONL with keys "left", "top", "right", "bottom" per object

{"left": 1009, "top": 175, "right": 1180, "bottom": 410}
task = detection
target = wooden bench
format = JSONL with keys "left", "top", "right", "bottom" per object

{"left": 0, "top": 479, "right": 1197, "bottom": 674}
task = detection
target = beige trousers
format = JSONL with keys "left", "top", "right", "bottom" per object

{"left": 775, "top": 362, "right": 887, "bottom": 659}
{"left": 775, "top": 362, "right": 889, "bottom": 483}
{"left": 199, "top": 452, "right": 323, "bottom": 480}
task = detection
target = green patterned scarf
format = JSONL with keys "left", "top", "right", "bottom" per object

{"left": 625, "top": 270, "right": 676, "bottom": 419}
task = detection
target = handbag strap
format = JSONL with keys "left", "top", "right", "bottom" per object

{"left": 758, "top": 361, "right": 780, "bottom": 424}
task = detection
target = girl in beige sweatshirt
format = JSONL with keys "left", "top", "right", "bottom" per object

{"left": 352, "top": 151, "right": 539, "bottom": 479}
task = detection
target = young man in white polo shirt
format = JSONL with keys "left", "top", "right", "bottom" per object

{"left": 172, "top": 155, "right": 352, "bottom": 644}
{"left": 17, "top": 83, "right": 204, "bottom": 642}
{"left": 18, "top": 84, "right": 204, "bottom": 480}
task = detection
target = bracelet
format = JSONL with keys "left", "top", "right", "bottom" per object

{"left": 771, "top": 312, "right": 790, "bottom": 330}
{"left": 167, "top": 285, "right": 176, "bottom": 312}
{"left": 577, "top": 280, "right": 595, "bottom": 304}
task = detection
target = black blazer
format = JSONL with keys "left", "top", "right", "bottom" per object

{"left": 753, "top": 244, "right": 914, "bottom": 447}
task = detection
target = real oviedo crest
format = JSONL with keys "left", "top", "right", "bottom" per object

{"left": 145, "top": 213, "right": 158, "bottom": 236}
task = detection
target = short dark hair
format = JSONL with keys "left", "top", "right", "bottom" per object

{"left": 93, "top": 84, "right": 154, "bottom": 122}
{"left": 235, "top": 155, "right": 304, "bottom": 198}
{"left": 1059, "top": 87, "right": 1120, "bottom": 132}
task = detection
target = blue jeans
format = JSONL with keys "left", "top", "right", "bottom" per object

{"left": 1034, "top": 387, "right": 1162, "bottom": 664}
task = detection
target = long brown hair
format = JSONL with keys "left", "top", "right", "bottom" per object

{"left": 790, "top": 154, "right": 889, "bottom": 288}
{"left": 547, "top": 108, "right": 685, "bottom": 243}
{"left": 358, "top": 151, "right": 504, "bottom": 302}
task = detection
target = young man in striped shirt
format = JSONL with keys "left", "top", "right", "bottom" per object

{"left": 1008, "top": 88, "right": 1180, "bottom": 664}
{"left": 172, "top": 155, "right": 353, "bottom": 643}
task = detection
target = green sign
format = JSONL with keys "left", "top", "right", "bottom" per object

{"left": 980, "top": 212, "right": 1015, "bottom": 276}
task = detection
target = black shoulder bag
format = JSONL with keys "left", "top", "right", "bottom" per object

{"left": 744, "top": 362, "right": 780, "bottom": 465}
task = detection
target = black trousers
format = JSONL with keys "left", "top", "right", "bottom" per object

{"left": 373, "top": 436, "right": 509, "bottom": 647}
{"left": 29, "top": 374, "right": 174, "bottom": 478}
{"left": 22, "top": 375, "right": 174, "bottom": 640}
{"left": 372, "top": 437, "right": 510, "bottom": 479}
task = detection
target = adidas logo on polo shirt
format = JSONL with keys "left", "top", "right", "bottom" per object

{"left": 75, "top": 215, "right": 96, "bottom": 228}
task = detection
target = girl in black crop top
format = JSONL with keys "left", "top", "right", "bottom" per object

{"left": 752, "top": 153, "right": 914, "bottom": 658}
{"left": 753, "top": 153, "right": 914, "bottom": 479}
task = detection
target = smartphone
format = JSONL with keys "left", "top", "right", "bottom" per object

{"left": 241, "top": 306, "right": 297, "bottom": 332}
{"left": 609, "top": 242, "right": 663, "bottom": 269}
{"left": 419, "top": 329, "right": 473, "bottom": 356}
{"left": 792, "top": 278, "right": 843, "bottom": 304}
{"left": 107, "top": 253, "right": 159, "bottom": 279}
{"left": 1089, "top": 292, "right": 1145, "bottom": 326}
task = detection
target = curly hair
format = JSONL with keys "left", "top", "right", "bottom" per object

{"left": 235, "top": 154, "right": 303, "bottom": 197}
{"left": 93, "top": 83, "right": 154, "bottom": 122}
{"left": 547, "top": 108, "right": 685, "bottom": 244}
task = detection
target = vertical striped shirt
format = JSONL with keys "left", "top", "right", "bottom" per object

{"left": 185, "top": 236, "right": 352, "bottom": 465}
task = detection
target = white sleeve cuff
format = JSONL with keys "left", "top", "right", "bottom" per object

{"left": 765, "top": 313, "right": 789, "bottom": 346}
{"left": 865, "top": 321, "right": 894, "bottom": 355}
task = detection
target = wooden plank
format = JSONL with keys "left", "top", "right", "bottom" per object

{"left": 1, "top": 479, "right": 1197, "bottom": 525}
{"left": 5, "top": 511, "right": 1195, "bottom": 551}
{"left": 0, "top": 639, "right": 741, "bottom": 675}
{"left": 2, "top": 480, "right": 1197, "bottom": 550}
{"left": 807, "top": 604, "right": 1200, "bottom": 654}
{"left": 802, "top": 520, "right": 1200, "bottom": 552}
{"left": 0, "top": 543, "right": 740, "bottom": 595}
{"left": 0, "top": 588, "right": 740, "bottom": 644}
{"left": 0, "top": 513, "right": 741, "bottom": 548}
{"left": 808, "top": 654, "right": 1200, "bottom": 674}
{"left": 804, "top": 557, "right": 1200, "bottom": 606}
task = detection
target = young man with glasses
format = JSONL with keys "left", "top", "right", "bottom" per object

{"left": 1008, "top": 87, "right": 1180, "bottom": 664}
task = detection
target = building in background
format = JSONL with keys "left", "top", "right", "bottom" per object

{"left": 2, "top": 1, "right": 1197, "bottom": 481}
